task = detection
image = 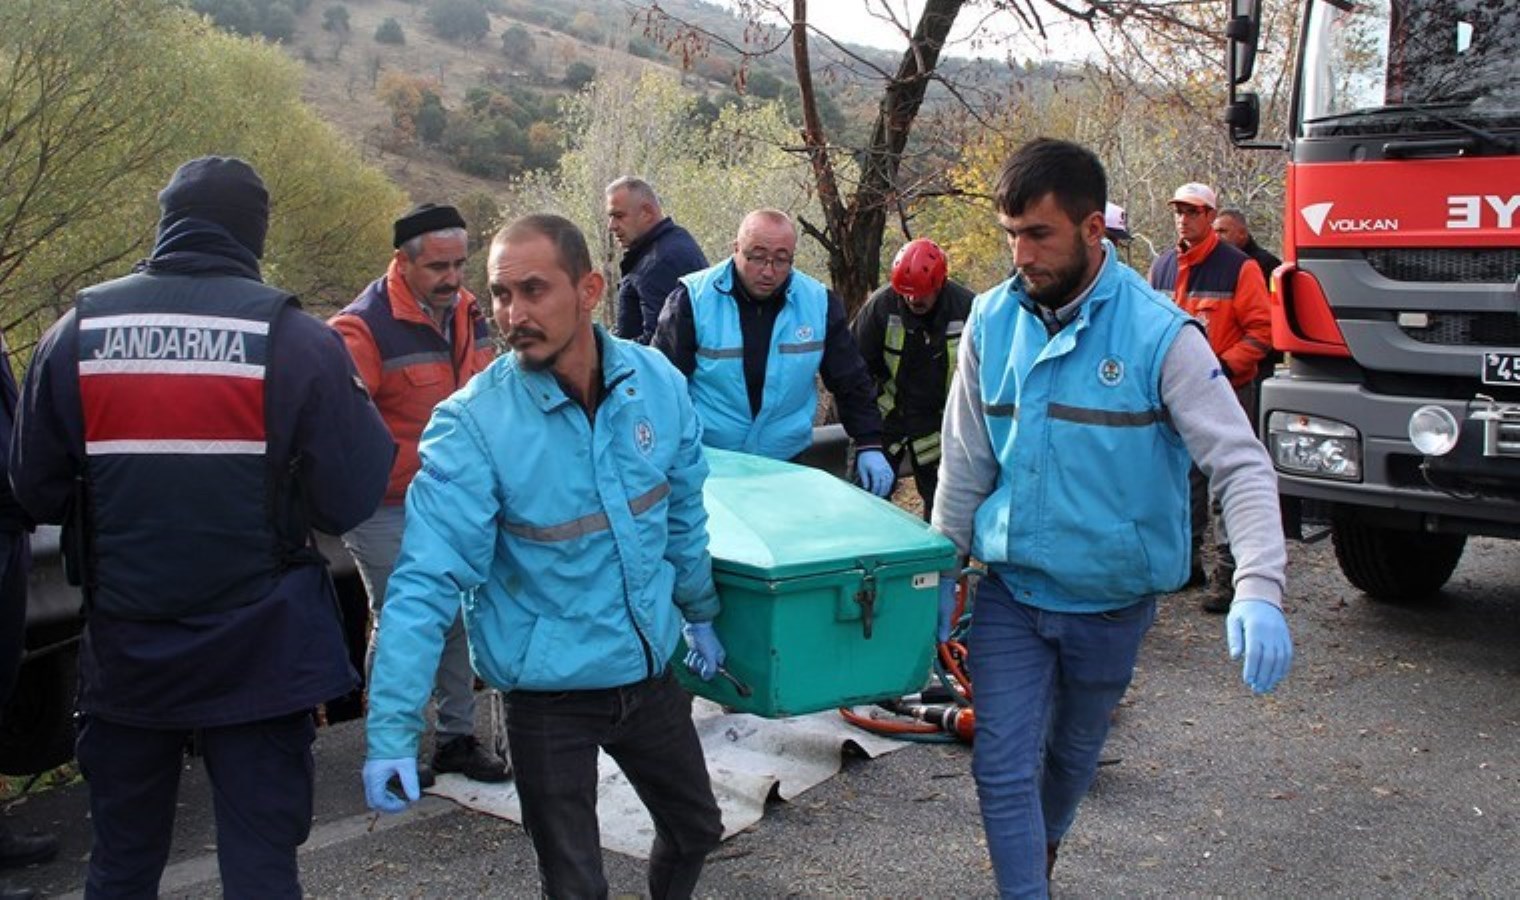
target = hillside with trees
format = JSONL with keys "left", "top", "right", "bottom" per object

{"left": 0, "top": 0, "right": 407, "bottom": 353}
{"left": 3, "top": 0, "right": 1293, "bottom": 344}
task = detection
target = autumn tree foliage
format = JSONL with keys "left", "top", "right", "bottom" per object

{"left": 633, "top": 0, "right": 1271, "bottom": 314}
{"left": 0, "top": 0, "right": 405, "bottom": 352}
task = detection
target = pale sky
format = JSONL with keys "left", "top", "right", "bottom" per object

{"left": 722, "top": 1, "right": 1100, "bottom": 62}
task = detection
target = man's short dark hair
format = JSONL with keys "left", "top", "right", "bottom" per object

{"left": 493, "top": 214, "right": 593, "bottom": 283}
{"left": 994, "top": 138, "right": 1107, "bottom": 225}
{"left": 1217, "top": 207, "right": 1250, "bottom": 230}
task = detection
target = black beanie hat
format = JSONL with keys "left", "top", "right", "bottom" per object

{"left": 157, "top": 156, "right": 270, "bottom": 259}
{"left": 393, "top": 203, "right": 467, "bottom": 248}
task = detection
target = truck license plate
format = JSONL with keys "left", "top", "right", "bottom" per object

{"left": 1482, "top": 352, "right": 1520, "bottom": 386}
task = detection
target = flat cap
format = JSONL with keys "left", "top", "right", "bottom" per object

{"left": 393, "top": 203, "right": 467, "bottom": 248}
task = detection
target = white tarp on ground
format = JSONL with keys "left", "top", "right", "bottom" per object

{"left": 426, "top": 698, "right": 911, "bottom": 859}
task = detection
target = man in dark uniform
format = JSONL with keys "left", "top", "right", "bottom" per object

{"left": 0, "top": 338, "right": 58, "bottom": 900}
{"left": 9, "top": 156, "right": 393, "bottom": 898}
{"left": 849, "top": 238, "right": 975, "bottom": 519}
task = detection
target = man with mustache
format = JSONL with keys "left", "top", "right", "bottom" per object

{"left": 849, "top": 238, "right": 976, "bottom": 520}
{"left": 932, "top": 139, "right": 1292, "bottom": 897}
{"left": 651, "top": 209, "right": 895, "bottom": 497}
{"left": 363, "top": 214, "right": 725, "bottom": 899}
{"left": 330, "top": 203, "right": 508, "bottom": 784}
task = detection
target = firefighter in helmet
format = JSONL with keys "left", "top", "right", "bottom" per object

{"left": 849, "top": 239, "right": 977, "bottom": 518}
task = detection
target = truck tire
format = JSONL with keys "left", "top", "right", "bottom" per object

{"left": 1331, "top": 518, "right": 1465, "bottom": 603}
{"left": 0, "top": 644, "right": 79, "bottom": 776}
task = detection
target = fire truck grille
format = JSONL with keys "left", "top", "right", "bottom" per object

{"left": 1403, "top": 313, "right": 1520, "bottom": 347}
{"left": 1365, "top": 248, "right": 1520, "bottom": 284}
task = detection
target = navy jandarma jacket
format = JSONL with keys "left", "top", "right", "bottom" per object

{"left": 9, "top": 242, "right": 393, "bottom": 729}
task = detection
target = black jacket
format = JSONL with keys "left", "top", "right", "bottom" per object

{"left": 850, "top": 281, "right": 976, "bottom": 439}
{"left": 614, "top": 217, "right": 708, "bottom": 345}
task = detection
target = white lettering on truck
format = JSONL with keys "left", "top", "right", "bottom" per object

{"left": 1447, "top": 195, "right": 1520, "bottom": 230}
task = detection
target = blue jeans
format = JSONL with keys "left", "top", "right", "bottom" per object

{"left": 343, "top": 504, "right": 476, "bottom": 740}
{"left": 505, "top": 671, "right": 723, "bottom": 899}
{"left": 969, "top": 574, "right": 1156, "bottom": 899}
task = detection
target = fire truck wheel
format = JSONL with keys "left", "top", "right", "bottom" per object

{"left": 1331, "top": 518, "right": 1465, "bottom": 604}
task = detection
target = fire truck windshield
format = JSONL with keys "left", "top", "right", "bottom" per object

{"left": 1299, "top": 0, "right": 1520, "bottom": 138}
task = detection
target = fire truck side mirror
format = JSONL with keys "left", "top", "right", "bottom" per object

{"left": 1227, "top": 9, "right": 1260, "bottom": 86}
{"left": 1225, "top": 0, "right": 1262, "bottom": 145}
{"left": 1227, "top": 93, "right": 1261, "bottom": 143}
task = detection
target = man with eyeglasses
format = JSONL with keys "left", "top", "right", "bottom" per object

{"left": 1148, "top": 183, "right": 1273, "bottom": 613}
{"left": 652, "top": 209, "right": 896, "bottom": 497}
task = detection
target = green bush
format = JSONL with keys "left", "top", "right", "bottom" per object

{"left": 375, "top": 16, "right": 404, "bottom": 44}
{"left": 424, "top": 0, "right": 490, "bottom": 43}
{"left": 322, "top": 5, "right": 349, "bottom": 32}
{"left": 563, "top": 60, "right": 595, "bottom": 90}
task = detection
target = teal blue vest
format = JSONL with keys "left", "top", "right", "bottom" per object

{"left": 681, "top": 260, "right": 829, "bottom": 460}
{"left": 973, "top": 250, "right": 1194, "bottom": 611}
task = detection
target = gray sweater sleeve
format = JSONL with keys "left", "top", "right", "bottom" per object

{"left": 1162, "top": 325, "right": 1287, "bottom": 608}
{"left": 929, "top": 325, "right": 998, "bottom": 561}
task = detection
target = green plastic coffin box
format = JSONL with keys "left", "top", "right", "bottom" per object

{"left": 675, "top": 448, "right": 958, "bottom": 717}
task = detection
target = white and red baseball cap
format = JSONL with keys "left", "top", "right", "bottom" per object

{"left": 1169, "top": 182, "right": 1217, "bottom": 210}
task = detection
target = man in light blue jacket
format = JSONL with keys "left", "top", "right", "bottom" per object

{"left": 932, "top": 139, "right": 1293, "bottom": 898}
{"left": 362, "top": 214, "right": 727, "bottom": 899}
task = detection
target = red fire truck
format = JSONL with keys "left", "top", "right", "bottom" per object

{"left": 1226, "top": 0, "right": 1519, "bottom": 600}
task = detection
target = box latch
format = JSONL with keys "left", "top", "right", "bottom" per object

{"left": 853, "top": 571, "right": 876, "bottom": 639}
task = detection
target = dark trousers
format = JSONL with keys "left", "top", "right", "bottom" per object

{"left": 77, "top": 712, "right": 316, "bottom": 900}
{"left": 0, "top": 533, "right": 27, "bottom": 708}
{"left": 505, "top": 670, "right": 723, "bottom": 899}
{"left": 884, "top": 441, "right": 941, "bottom": 522}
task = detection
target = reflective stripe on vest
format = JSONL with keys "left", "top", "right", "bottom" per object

{"left": 970, "top": 254, "right": 1193, "bottom": 605}
{"left": 681, "top": 260, "right": 829, "bottom": 460}
{"left": 878, "top": 312, "right": 962, "bottom": 436}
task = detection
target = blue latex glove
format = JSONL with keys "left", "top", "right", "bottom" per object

{"left": 937, "top": 572, "right": 958, "bottom": 643}
{"left": 682, "top": 621, "right": 726, "bottom": 681}
{"left": 363, "top": 757, "right": 420, "bottom": 814}
{"left": 1226, "top": 599, "right": 1293, "bottom": 694}
{"left": 856, "top": 448, "right": 895, "bottom": 498}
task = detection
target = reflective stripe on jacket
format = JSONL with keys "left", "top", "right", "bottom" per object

{"left": 331, "top": 263, "right": 495, "bottom": 503}
{"left": 1148, "top": 231, "right": 1271, "bottom": 388}
{"left": 365, "top": 327, "right": 719, "bottom": 760}
{"left": 851, "top": 281, "right": 974, "bottom": 445}
{"left": 75, "top": 273, "right": 292, "bottom": 618}
{"left": 973, "top": 250, "right": 1193, "bottom": 611}
{"left": 680, "top": 260, "right": 828, "bottom": 460}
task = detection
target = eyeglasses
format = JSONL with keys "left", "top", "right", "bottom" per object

{"left": 1171, "top": 204, "right": 1208, "bottom": 218}
{"left": 741, "top": 251, "right": 794, "bottom": 271}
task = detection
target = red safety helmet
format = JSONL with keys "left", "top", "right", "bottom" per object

{"left": 890, "top": 239, "right": 948, "bottom": 299}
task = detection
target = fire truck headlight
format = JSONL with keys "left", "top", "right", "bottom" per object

{"left": 1408, "top": 405, "right": 1459, "bottom": 457}
{"left": 1267, "top": 411, "right": 1361, "bottom": 480}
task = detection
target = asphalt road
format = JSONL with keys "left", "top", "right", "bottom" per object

{"left": 4, "top": 536, "right": 1518, "bottom": 898}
